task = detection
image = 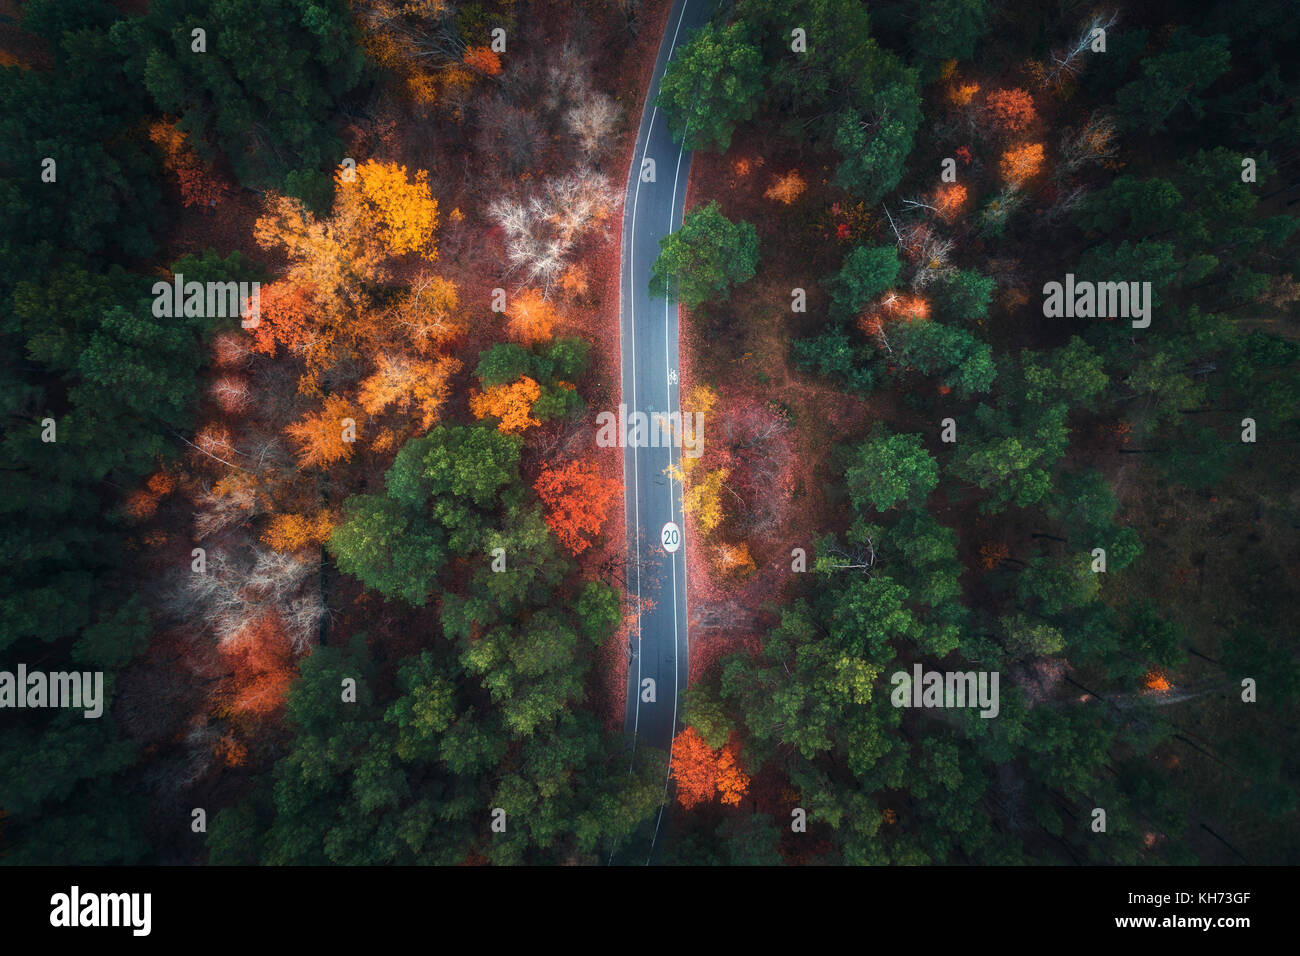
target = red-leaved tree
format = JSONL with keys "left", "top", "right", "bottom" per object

{"left": 670, "top": 727, "right": 751, "bottom": 808}
{"left": 534, "top": 458, "right": 619, "bottom": 555}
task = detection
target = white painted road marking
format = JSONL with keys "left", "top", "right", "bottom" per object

{"left": 661, "top": 521, "right": 682, "bottom": 553}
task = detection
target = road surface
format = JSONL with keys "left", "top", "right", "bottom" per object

{"left": 618, "top": 0, "right": 714, "bottom": 852}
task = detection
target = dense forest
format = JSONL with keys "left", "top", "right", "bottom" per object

{"left": 1, "top": 0, "right": 1296, "bottom": 867}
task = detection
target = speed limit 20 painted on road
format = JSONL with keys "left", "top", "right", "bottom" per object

{"left": 660, "top": 521, "right": 681, "bottom": 553}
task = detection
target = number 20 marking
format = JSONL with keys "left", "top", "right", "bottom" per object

{"left": 661, "top": 522, "right": 681, "bottom": 553}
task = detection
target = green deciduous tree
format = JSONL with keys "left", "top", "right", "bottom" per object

{"left": 846, "top": 427, "right": 939, "bottom": 512}
{"left": 329, "top": 425, "right": 523, "bottom": 604}
{"left": 649, "top": 201, "right": 758, "bottom": 308}
{"left": 656, "top": 22, "right": 764, "bottom": 151}
{"left": 830, "top": 245, "right": 901, "bottom": 318}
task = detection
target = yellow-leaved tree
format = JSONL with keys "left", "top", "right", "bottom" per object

{"left": 681, "top": 384, "right": 717, "bottom": 477}
{"left": 336, "top": 159, "right": 440, "bottom": 260}
{"left": 683, "top": 467, "right": 729, "bottom": 535}
{"left": 395, "top": 272, "right": 463, "bottom": 352}
{"left": 254, "top": 192, "right": 383, "bottom": 317}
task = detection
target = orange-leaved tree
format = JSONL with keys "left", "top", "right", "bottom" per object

{"left": 948, "top": 81, "right": 980, "bottom": 107}
{"left": 764, "top": 170, "right": 807, "bottom": 205}
{"left": 557, "top": 262, "right": 591, "bottom": 302}
{"left": 712, "top": 541, "right": 756, "bottom": 577}
{"left": 715, "top": 739, "right": 751, "bottom": 806}
{"left": 933, "top": 183, "right": 969, "bottom": 222}
{"left": 1000, "top": 142, "right": 1045, "bottom": 186}
{"left": 469, "top": 376, "right": 542, "bottom": 433}
{"left": 881, "top": 292, "right": 930, "bottom": 322}
{"left": 534, "top": 458, "right": 620, "bottom": 554}
{"left": 148, "top": 119, "right": 232, "bottom": 208}
{"left": 217, "top": 610, "right": 299, "bottom": 717}
{"left": 978, "top": 541, "right": 1010, "bottom": 570}
{"left": 358, "top": 353, "right": 463, "bottom": 431}
{"left": 670, "top": 727, "right": 750, "bottom": 808}
{"left": 285, "top": 395, "right": 360, "bottom": 469}
{"left": 262, "top": 510, "right": 339, "bottom": 552}
{"left": 858, "top": 292, "right": 930, "bottom": 352}
{"left": 671, "top": 727, "right": 719, "bottom": 808}
{"left": 462, "top": 45, "right": 502, "bottom": 76}
{"left": 505, "top": 287, "right": 559, "bottom": 344}
{"left": 985, "top": 88, "right": 1037, "bottom": 132}
{"left": 249, "top": 281, "right": 324, "bottom": 356}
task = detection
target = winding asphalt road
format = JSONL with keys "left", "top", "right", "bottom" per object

{"left": 618, "top": 0, "right": 714, "bottom": 847}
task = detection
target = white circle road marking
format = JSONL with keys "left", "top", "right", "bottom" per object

{"left": 661, "top": 521, "right": 682, "bottom": 553}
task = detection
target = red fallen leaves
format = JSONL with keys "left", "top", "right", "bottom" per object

{"left": 978, "top": 541, "right": 1010, "bottom": 570}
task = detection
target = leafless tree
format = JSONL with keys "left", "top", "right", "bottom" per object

{"left": 542, "top": 43, "right": 592, "bottom": 115}
{"left": 210, "top": 375, "right": 252, "bottom": 414}
{"left": 489, "top": 166, "right": 621, "bottom": 294}
{"left": 906, "top": 227, "right": 957, "bottom": 290}
{"left": 1058, "top": 112, "right": 1119, "bottom": 175}
{"left": 822, "top": 539, "right": 877, "bottom": 574}
{"left": 165, "top": 545, "right": 321, "bottom": 649}
{"left": 1045, "top": 10, "right": 1120, "bottom": 85}
{"left": 565, "top": 91, "right": 621, "bottom": 161}
{"left": 1041, "top": 183, "right": 1091, "bottom": 227}
{"left": 193, "top": 481, "right": 260, "bottom": 539}
{"left": 211, "top": 330, "right": 253, "bottom": 369}
{"left": 352, "top": 0, "right": 466, "bottom": 69}
{"left": 475, "top": 95, "right": 545, "bottom": 176}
